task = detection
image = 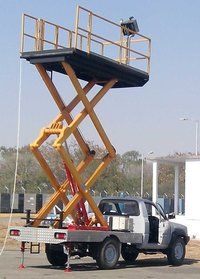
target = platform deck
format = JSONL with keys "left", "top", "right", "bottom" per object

{"left": 21, "top": 48, "right": 149, "bottom": 88}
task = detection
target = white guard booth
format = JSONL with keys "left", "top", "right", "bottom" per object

{"left": 151, "top": 156, "right": 200, "bottom": 240}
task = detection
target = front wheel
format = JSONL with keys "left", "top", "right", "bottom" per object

{"left": 121, "top": 244, "right": 139, "bottom": 263}
{"left": 96, "top": 238, "right": 120, "bottom": 269}
{"left": 167, "top": 237, "right": 186, "bottom": 266}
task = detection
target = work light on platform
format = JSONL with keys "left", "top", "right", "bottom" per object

{"left": 121, "top": 17, "right": 139, "bottom": 36}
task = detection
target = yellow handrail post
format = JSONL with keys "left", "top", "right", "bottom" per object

{"left": 20, "top": 14, "right": 25, "bottom": 53}
{"left": 74, "top": 5, "right": 80, "bottom": 49}
{"left": 87, "top": 12, "right": 92, "bottom": 53}
{"left": 54, "top": 25, "right": 59, "bottom": 49}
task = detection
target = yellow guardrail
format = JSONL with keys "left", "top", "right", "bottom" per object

{"left": 21, "top": 6, "right": 151, "bottom": 73}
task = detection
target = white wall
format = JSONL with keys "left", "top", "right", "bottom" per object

{"left": 185, "top": 160, "right": 200, "bottom": 220}
{"left": 172, "top": 216, "right": 200, "bottom": 239}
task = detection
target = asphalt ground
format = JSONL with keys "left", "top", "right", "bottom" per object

{"left": 0, "top": 250, "right": 200, "bottom": 279}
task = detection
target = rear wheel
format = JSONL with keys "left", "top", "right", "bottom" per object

{"left": 45, "top": 244, "right": 68, "bottom": 266}
{"left": 96, "top": 238, "right": 120, "bottom": 269}
{"left": 121, "top": 244, "right": 139, "bottom": 263}
{"left": 167, "top": 237, "right": 185, "bottom": 266}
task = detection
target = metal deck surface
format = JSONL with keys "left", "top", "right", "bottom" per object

{"left": 21, "top": 48, "right": 149, "bottom": 88}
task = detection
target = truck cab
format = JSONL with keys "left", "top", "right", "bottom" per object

{"left": 98, "top": 197, "right": 189, "bottom": 266}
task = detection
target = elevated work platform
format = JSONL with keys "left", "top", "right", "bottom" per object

{"left": 21, "top": 48, "right": 149, "bottom": 88}
{"left": 20, "top": 6, "right": 151, "bottom": 229}
{"left": 21, "top": 6, "right": 151, "bottom": 86}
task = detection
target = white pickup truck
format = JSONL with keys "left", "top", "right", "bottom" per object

{"left": 10, "top": 197, "right": 189, "bottom": 269}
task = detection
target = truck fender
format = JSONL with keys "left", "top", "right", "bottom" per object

{"left": 169, "top": 229, "right": 189, "bottom": 247}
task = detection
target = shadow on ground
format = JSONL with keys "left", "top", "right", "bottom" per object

{"left": 29, "top": 257, "right": 200, "bottom": 272}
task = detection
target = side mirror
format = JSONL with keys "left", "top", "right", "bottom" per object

{"left": 167, "top": 212, "right": 175, "bottom": 219}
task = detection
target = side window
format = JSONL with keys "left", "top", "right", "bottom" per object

{"left": 145, "top": 202, "right": 152, "bottom": 216}
{"left": 99, "top": 202, "right": 117, "bottom": 215}
{"left": 99, "top": 200, "right": 140, "bottom": 216}
{"left": 119, "top": 201, "right": 140, "bottom": 216}
{"left": 145, "top": 202, "right": 165, "bottom": 220}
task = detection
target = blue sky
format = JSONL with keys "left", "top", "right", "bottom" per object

{"left": 1, "top": 0, "right": 200, "bottom": 156}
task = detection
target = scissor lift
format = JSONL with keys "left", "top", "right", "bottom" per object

{"left": 28, "top": 58, "right": 117, "bottom": 228}
{"left": 10, "top": 6, "right": 151, "bottom": 269}
{"left": 19, "top": 6, "right": 151, "bottom": 229}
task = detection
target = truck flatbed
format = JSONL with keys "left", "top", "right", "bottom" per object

{"left": 10, "top": 226, "right": 143, "bottom": 244}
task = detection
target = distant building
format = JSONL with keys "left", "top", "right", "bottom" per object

{"left": 150, "top": 155, "right": 200, "bottom": 239}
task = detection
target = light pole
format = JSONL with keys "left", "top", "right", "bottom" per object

{"left": 141, "top": 151, "right": 154, "bottom": 197}
{"left": 141, "top": 154, "right": 144, "bottom": 197}
{"left": 180, "top": 117, "right": 199, "bottom": 156}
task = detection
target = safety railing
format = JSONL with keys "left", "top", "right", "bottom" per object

{"left": 75, "top": 6, "right": 151, "bottom": 73}
{"left": 21, "top": 6, "right": 151, "bottom": 74}
{"left": 21, "top": 14, "right": 103, "bottom": 53}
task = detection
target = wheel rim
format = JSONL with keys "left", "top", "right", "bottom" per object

{"left": 105, "top": 244, "right": 117, "bottom": 263}
{"left": 174, "top": 242, "right": 184, "bottom": 259}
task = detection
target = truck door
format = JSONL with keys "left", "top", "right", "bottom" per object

{"left": 145, "top": 202, "right": 170, "bottom": 245}
{"left": 156, "top": 203, "right": 171, "bottom": 245}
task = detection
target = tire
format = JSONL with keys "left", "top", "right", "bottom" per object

{"left": 121, "top": 244, "right": 139, "bottom": 263}
{"left": 96, "top": 238, "right": 120, "bottom": 269}
{"left": 46, "top": 244, "right": 68, "bottom": 266}
{"left": 167, "top": 237, "right": 185, "bottom": 266}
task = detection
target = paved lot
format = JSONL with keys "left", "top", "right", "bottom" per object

{"left": 0, "top": 250, "right": 200, "bottom": 279}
